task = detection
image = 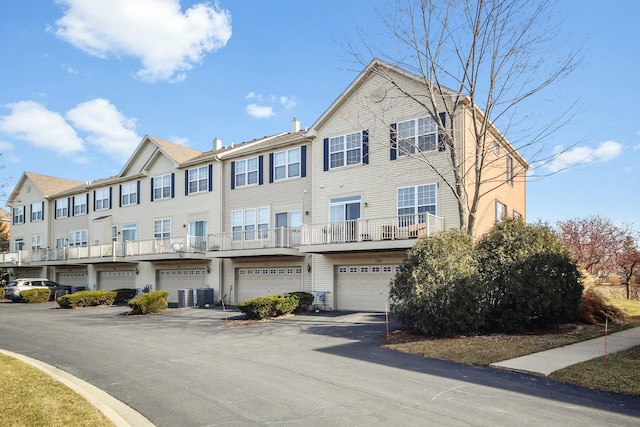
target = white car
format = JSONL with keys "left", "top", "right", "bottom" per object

{"left": 3, "top": 278, "right": 70, "bottom": 302}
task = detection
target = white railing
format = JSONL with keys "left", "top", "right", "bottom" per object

{"left": 208, "top": 227, "right": 301, "bottom": 252}
{"left": 300, "top": 213, "right": 444, "bottom": 245}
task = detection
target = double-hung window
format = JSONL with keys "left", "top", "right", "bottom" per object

{"left": 188, "top": 166, "right": 209, "bottom": 194}
{"left": 232, "top": 207, "right": 269, "bottom": 241}
{"left": 330, "top": 132, "right": 361, "bottom": 168}
{"left": 153, "top": 174, "right": 172, "bottom": 200}
{"left": 397, "top": 116, "right": 437, "bottom": 156}
{"left": 56, "top": 199, "right": 69, "bottom": 218}
{"left": 397, "top": 184, "right": 436, "bottom": 227}
{"left": 121, "top": 182, "right": 138, "bottom": 206}
{"left": 273, "top": 148, "right": 300, "bottom": 180}
{"left": 31, "top": 235, "right": 43, "bottom": 250}
{"left": 234, "top": 157, "right": 259, "bottom": 187}
{"left": 30, "top": 202, "right": 43, "bottom": 222}
{"left": 506, "top": 155, "right": 514, "bottom": 186}
{"left": 95, "top": 188, "right": 110, "bottom": 210}
{"left": 14, "top": 238, "right": 24, "bottom": 251}
{"left": 496, "top": 201, "right": 507, "bottom": 222}
{"left": 154, "top": 219, "right": 171, "bottom": 239}
{"left": 74, "top": 195, "right": 87, "bottom": 215}
{"left": 68, "top": 230, "right": 88, "bottom": 247}
{"left": 13, "top": 206, "right": 25, "bottom": 224}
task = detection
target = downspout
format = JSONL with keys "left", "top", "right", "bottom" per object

{"left": 213, "top": 155, "right": 225, "bottom": 305}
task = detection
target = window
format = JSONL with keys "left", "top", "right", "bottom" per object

{"left": 122, "top": 224, "right": 137, "bottom": 242}
{"left": 330, "top": 132, "right": 361, "bottom": 168}
{"left": 234, "top": 157, "right": 259, "bottom": 187}
{"left": 30, "top": 202, "right": 43, "bottom": 222}
{"left": 493, "top": 142, "right": 500, "bottom": 155}
{"left": 121, "top": 182, "right": 138, "bottom": 206}
{"left": 397, "top": 184, "right": 436, "bottom": 227}
{"left": 153, "top": 174, "right": 172, "bottom": 200}
{"left": 13, "top": 206, "right": 24, "bottom": 224}
{"left": 275, "top": 211, "right": 302, "bottom": 246}
{"left": 95, "top": 188, "right": 110, "bottom": 211}
{"left": 74, "top": 195, "right": 87, "bottom": 215}
{"left": 187, "top": 166, "right": 209, "bottom": 194}
{"left": 55, "top": 237, "right": 66, "bottom": 248}
{"left": 154, "top": 218, "right": 171, "bottom": 239}
{"left": 513, "top": 210, "right": 522, "bottom": 220}
{"left": 496, "top": 200, "right": 507, "bottom": 221}
{"left": 231, "top": 207, "right": 269, "bottom": 240}
{"left": 14, "top": 238, "right": 24, "bottom": 251}
{"left": 273, "top": 148, "right": 300, "bottom": 180}
{"left": 397, "top": 116, "right": 437, "bottom": 156}
{"left": 506, "top": 155, "right": 514, "bottom": 186}
{"left": 56, "top": 199, "right": 69, "bottom": 218}
{"left": 111, "top": 225, "right": 118, "bottom": 242}
{"left": 188, "top": 220, "right": 208, "bottom": 251}
{"left": 69, "top": 230, "right": 88, "bottom": 247}
{"left": 31, "top": 235, "right": 43, "bottom": 250}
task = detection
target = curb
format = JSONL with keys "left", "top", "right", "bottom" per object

{"left": 0, "top": 349, "right": 155, "bottom": 427}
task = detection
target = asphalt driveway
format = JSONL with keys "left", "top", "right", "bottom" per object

{"left": 1, "top": 302, "right": 638, "bottom": 426}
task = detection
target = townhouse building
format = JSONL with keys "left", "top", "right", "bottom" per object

{"left": 2, "top": 59, "right": 527, "bottom": 311}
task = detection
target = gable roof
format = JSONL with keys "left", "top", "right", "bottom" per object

{"left": 7, "top": 172, "right": 84, "bottom": 204}
{"left": 119, "top": 135, "right": 203, "bottom": 177}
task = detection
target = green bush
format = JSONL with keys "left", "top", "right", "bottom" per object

{"left": 113, "top": 288, "right": 137, "bottom": 304}
{"left": 128, "top": 291, "right": 169, "bottom": 314}
{"left": 57, "top": 291, "right": 117, "bottom": 308}
{"left": 476, "top": 218, "right": 583, "bottom": 332}
{"left": 390, "top": 229, "right": 483, "bottom": 336}
{"left": 287, "top": 291, "right": 314, "bottom": 313}
{"left": 238, "top": 293, "right": 300, "bottom": 320}
{"left": 19, "top": 288, "right": 51, "bottom": 304}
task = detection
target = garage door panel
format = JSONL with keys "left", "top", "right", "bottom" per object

{"left": 237, "top": 266, "right": 302, "bottom": 303}
{"left": 58, "top": 272, "right": 87, "bottom": 286}
{"left": 336, "top": 265, "right": 397, "bottom": 311}
{"left": 157, "top": 269, "right": 206, "bottom": 304}
{"left": 98, "top": 271, "right": 135, "bottom": 291}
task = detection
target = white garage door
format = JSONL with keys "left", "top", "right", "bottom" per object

{"left": 157, "top": 269, "right": 206, "bottom": 304}
{"left": 237, "top": 266, "right": 302, "bottom": 303}
{"left": 57, "top": 272, "right": 87, "bottom": 286}
{"left": 335, "top": 265, "right": 397, "bottom": 312}
{"left": 98, "top": 271, "right": 135, "bottom": 291}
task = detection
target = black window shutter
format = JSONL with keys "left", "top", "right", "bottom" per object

{"left": 301, "top": 145, "right": 307, "bottom": 177}
{"left": 137, "top": 180, "right": 141, "bottom": 204}
{"left": 171, "top": 173, "right": 175, "bottom": 198}
{"left": 258, "top": 155, "right": 264, "bottom": 185}
{"left": 54, "top": 200, "right": 58, "bottom": 219}
{"left": 108, "top": 187, "right": 112, "bottom": 209}
{"left": 86, "top": 194, "right": 89, "bottom": 211}
{"left": 269, "top": 153, "right": 274, "bottom": 183}
{"left": 93, "top": 190, "right": 96, "bottom": 211}
{"left": 41, "top": 201, "right": 44, "bottom": 221}
{"left": 119, "top": 185, "right": 123, "bottom": 207}
{"left": 150, "top": 178, "right": 155, "bottom": 202}
{"left": 438, "top": 112, "right": 447, "bottom": 152}
{"left": 323, "top": 138, "right": 329, "bottom": 171}
{"left": 362, "top": 130, "right": 369, "bottom": 164}
{"left": 184, "top": 170, "right": 189, "bottom": 195}
{"left": 230, "top": 162, "right": 236, "bottom": 189}
{"left": 68, "top": 198, "right": 71, "bottom": 216}
{"left": 208, "top": 165, "right": 213, "bottom": 192}
{"left": 71, "top": 197, "right": 75, "bottom": 216}
{"left": 390, "top": 123, "right": 397, "bottom": 160}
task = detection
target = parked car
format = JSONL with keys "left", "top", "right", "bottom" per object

{"left": 3, "top": 278, "right": 85, "bottom": 302}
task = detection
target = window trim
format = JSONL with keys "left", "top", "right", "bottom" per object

{"left": 152, "top": 174, "right": 172, "bottom": 201}
{"left": 94, "top": 188, "right": 111, "bottom": 211}
{"left": 496, "top": 200, "right": 507, "bottom": 222}
{"left": 68, "top": 230, "right": 88, "bottom": 247}
{"left": 187, "top": 166, "right": 210, "bottom": 195}
{"left": 231, "top": 207, "right": 269, "bottom": 241}
{"left": 30, "top": 202, "right": 43, "bottom": 222}
{"left": 396, "top": 183, "right": 437, "bottom": 227}
{"left": 154, "top": 218, "right": 171, "bottom": 239}
{"left": 273, "top": 147, "right": 301, "bottom": 181}
{"left": 13, "top": 206, "right": 25, "bottom": 224}
{"left": 55, "top": 198, "right": 69, "bottom": 219}
{"left": 74, "top": 195, "right": 88, "bottom": 216}
{"left": 234, "top": 157, "right": 259, "bottom": 188}
{"left": 506, "top": 155, "right": 515, "bottom": 186}
{"left": 397, "top": 116, "right": 438, "bottom": 156}
{"left": 31, "top": 234, "right": 43, "bottom": 250}
{"left": 14, "top": 238, "right": 24, "bottom": 251}
{"left": 121, "top": 182, "right": 139, "bottom": 206}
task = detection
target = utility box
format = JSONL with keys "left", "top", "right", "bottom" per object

{"left": 196, "top": 288, "right": 215, "bottom": 307}
{"left": 177, "top": 288, "right": 194, "bottom": 308}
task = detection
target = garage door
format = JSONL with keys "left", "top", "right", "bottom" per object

{"left": 157, "top": 269, "right": 206, "bottom": 304}
{"left": 237, "top": 266, "right": 302, "bottom": 303}
{"left": 98, "top": 271, "right": 135, "bottom": 291}
{"left": 335, "top": 265, "right": 398, "bottom": 311}
{"left": 57, "top": 272, "right": 87, "bottom": 287}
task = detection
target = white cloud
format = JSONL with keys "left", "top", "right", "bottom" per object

{"left": 54, "top": 0, "right": 232, "bottom": 83}
{"left": 245, "top": 92, "right": 260, "bottom": 101}
{"left": 0, "top": 100, "right": 84, "bottom": 156}
{"left": 246, "top": 104, "right": 274, "bottom": 119}
{"left": 279, "top": 96, "right": 296, "bottom": 109}
{"left": 66, "top": 98, "right": 141, "bottom": 163}
{"left": 0, "top": 141, "right": 20, "bottom": 163}
{"left": 546, "top": 140, "right": 623, "bottom": 173}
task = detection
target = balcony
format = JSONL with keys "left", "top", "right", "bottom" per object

{"left": 298, "top": 213, "right": 444, "bottom": 253}
{"left": 2, "top": 235, "right": 208, "bottom": 266}
{"left": 207, "top": 227, "right": 302, "bottom": 258}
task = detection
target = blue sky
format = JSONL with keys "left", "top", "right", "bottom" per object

{"left": 0, "top": 0, "right": 638, "bottom": 226}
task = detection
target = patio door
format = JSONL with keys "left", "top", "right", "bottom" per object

{"left": 329, "top": 195, "right": 361, "bottom": 242}
{"left": 188, "top": 220, "right": 208, "bottom": 252}
{"left": 275, "top": 211, "right": 301, "bottom": 247}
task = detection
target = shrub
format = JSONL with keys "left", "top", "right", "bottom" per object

{"left": 113, "top": 288, "right": 137, "bottom": 304}
{"left": 573, "top": 287, "right": 628, "bottom": 325}
{"left": 57, "top": 291, "right": 117, "bottom": 308}
{"left": 476, "top": 218, "right": 583, "bottom": 332}
{"left": 288, "top": 292, "right": 314, "bottom": 313}
{"left": 238, "top": 293, "right": 300, "bottom": 320}
{"left": 389, "top": 229, "right": 483, "bottom": 336}
{"left": 19, "top": 288, "right": 51, "bottom": 304}
{"left": 128, "top": 291, "right": 169, "bottom": 315}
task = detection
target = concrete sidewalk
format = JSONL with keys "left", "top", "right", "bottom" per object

{"left": 491, "top": 327, "right": 640, "bottom": 377}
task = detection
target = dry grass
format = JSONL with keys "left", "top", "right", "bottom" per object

{"left": 0, "top": 354, "right": 114, "bottom": 427}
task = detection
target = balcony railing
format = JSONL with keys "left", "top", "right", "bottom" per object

{"left": 3, "top": 235, "right": 207, "bottom": 264}
{"left": 208, "top": 227, "right": 301, "bottom": 252}
{"left": 300, "top": 213, "right": 444, "bottom": 245}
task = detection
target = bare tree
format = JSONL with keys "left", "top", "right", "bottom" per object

{"left": 349, "top": 0, "right": 581, "bottom": 234}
